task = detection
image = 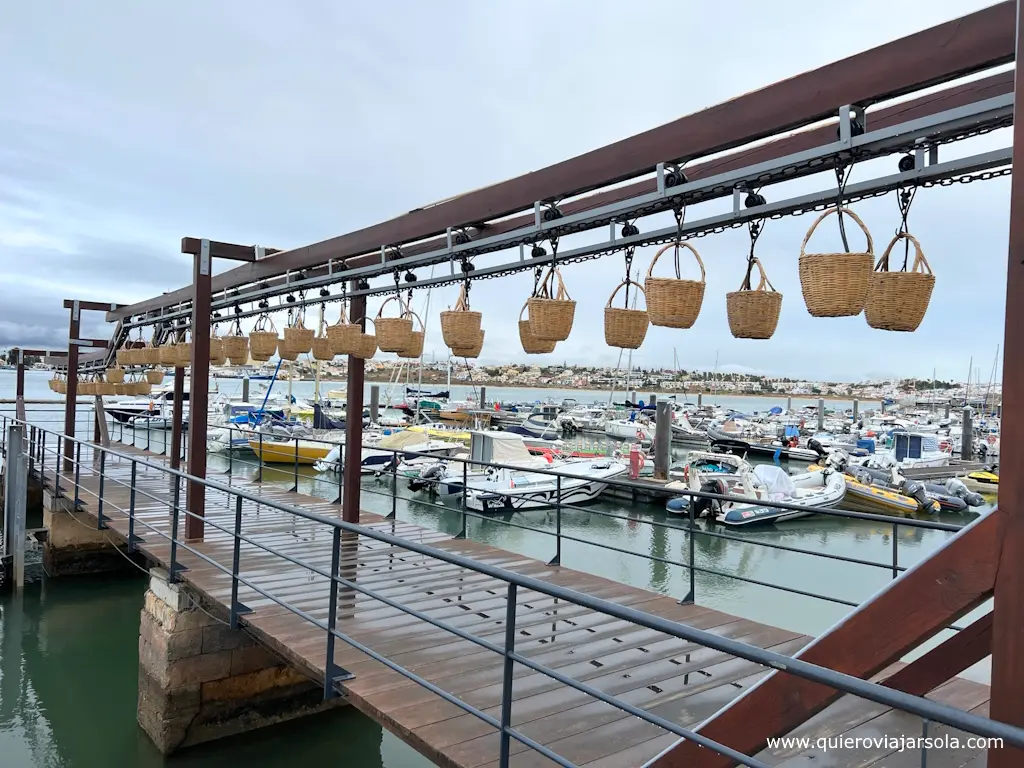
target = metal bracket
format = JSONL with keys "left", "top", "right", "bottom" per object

{"left": 533, "top": 201, "right": 543, "bottom": 231}
{"left": 324, "top": 666, "right": 356, "bottom": 698}
{"left": 126, "top": 534, "right": 145, "bottom": 552}
{"left": 199, "top": 238, "right": 211, "bottom": 276}
{"left": 839, "top": 104, "right": 867, "bottom": 147}
{"left": 72, "top": 300, "right": 80, "bottom": 322}
{"left": 169, "top": 562, "right": 190, "bottom": 577}
{"left": 547, "top": 554, "right": 561, "bottom": 566}
{"left": 678, "top": 588, "right": 695, "bottom": 606}
{"left": 255, "top": 245, "right": 267, "bottom": 260}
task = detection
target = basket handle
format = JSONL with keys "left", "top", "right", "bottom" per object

{"left": 253, "top": 314, "right": 277, "bottom": 333}
{"left": 607, "top": 278, "right": 647, "bottom": 308}
{"left": 518, "top": 300, "right": 530, "bottom": 322}
{"left": 876, "top": 232, "right": 931, "bottom": 275}
{"left": 452, "top": 283, "right": 470, "bottom": 312}
{"left": 648, "top": 241, "right": 706, "bottom": 282}
{"left": 353, "top": 316, "right": 377, "bottom": 332}
{"left": 737, "top": 258, "right": 777, "bottom": 293}
{"left": 376, "top": 294, "right": 409, "bottom": 319}
{"left": 549, "top": 267, "right": 572, "bottom": 301}
{"left": 407, "top": 310, "right": 425, "bottom": 332}
{"left": 800, "top": 206, "right": 874, "bottom": 256}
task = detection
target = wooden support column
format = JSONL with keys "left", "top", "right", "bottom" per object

{"left": 62, "top": 301, "right": 80, "bottom": 472}
{"left": 342, "top": 284, "right": 366, "bottom": 524}
{"left": 990, "top": 2, "right": 1024, "bottom": 764}
{"left": 169, "top": 370, "right": 184, "bottom": 471}
{"left": 652, "top": 513, "right": 1002, "bottom": 768}
{"left": 185, "top": 239, "right": 212, "bottom": 540}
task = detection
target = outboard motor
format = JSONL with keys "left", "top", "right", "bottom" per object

{"left": 945, "top": 477, "right": 985, "bottom": 507}
{"left": 901, "top": 479, "right": 936, "bottom": 513}
{"left": 807, "top": 438, "right": 828, "bottom": 460}
{"left": 693, "top": 478, "right": 728, "bottom": 519}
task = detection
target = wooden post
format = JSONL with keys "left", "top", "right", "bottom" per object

{"left": 989, "top": 3, "right": 1024, "bottom": 762}
{"left": 342, "top": 284, "right": 366, "bottom": 524}
{"left": 63, "top": 301, "right": 80, "bottom": 472}
{"left": 185, "top": 240, "right": 211, "bottom": 539}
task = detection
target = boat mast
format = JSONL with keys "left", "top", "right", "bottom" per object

{"left": 314, "top": 304, "right": 324, "bottom": 402}
{"left": 964, "top": 355, "right": 973, "bottom": 408}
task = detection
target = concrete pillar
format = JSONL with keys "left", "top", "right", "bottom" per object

{"left": 369, "top": 384, "right": 380, "bottom": 424}
{"left": 961, "top": 407, "right": 973, "bottom": 461}
{"left": 479, "top": 386, "right": 487, "bottom": 408}
{"left": 697, "top": 393, "right": 703, "bottom": 407}
{"left": 138, "top": 569, "right": 340, "bottom": 754}
{"left": 653, "top": 401, "right": 672, "bottom": 481}
{"left": 944, "top": 403, "right": 951, "bottom": 420}
{"left": 787, "top": 395, "right": 792, "bottom": 411}
{"left": 817, "top": 399, "right": 825, "bottom": 432}
{"left": 241, "top": 377, "right": 250, "bottom": 404}
{"left": 42, "top": 488, "right": 137, "bottom": 576}
{"left": 629, "top": 390, "right": 637, "bottom": 405}
{"left": 852, "top": 399, "right": 859, "bottom": 421}
{"left": 649, "top": 393, "right": 657, "bottom": 406}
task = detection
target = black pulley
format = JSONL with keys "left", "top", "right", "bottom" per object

{"left": 898, "top": 155, "right": 916, "bottom": 173}
{"left": 744, "top": 192, "right": 766, "bottom": 208}
{"left": 531, "top": 245, "right": 547, "bottom": 259}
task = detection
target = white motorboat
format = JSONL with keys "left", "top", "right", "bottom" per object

{"left": 669, "top": 409, "right": 709, "bottom": 444}
{"left": 714, "top": 465, "right": 847, "bottom": 526}
{"left": 504, "top": 405, "right": 564, "bottom": 440}
{"left": 861, "top": 432, "right": 951, "bottom": 470}
{"left": 314, "top": 429, "right": 462, "bottom": 474}
{"left": 605, "top": 417, "right": 654, "bottom": 441}
{"left": 465, "top": 458, "right": 628, "bottom": 513}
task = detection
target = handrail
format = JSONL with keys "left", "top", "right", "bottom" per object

{"left": 9, "top": 414, "right": 1022, "bottom": 757}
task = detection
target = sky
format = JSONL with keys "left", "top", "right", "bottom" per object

{"left": 0, "top": 0, "right": 1010, "bottom": 382}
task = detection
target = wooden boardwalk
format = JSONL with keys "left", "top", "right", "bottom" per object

{"left": 37, "top": 442, "right": 993, "bottom": 768}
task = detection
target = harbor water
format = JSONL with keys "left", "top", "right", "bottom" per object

{"left": 0, "top": 371, "right": 993, "bottom": 767}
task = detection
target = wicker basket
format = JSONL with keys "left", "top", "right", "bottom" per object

{"left": 277, "top": 338, "right": 300, "bottom": 361}
{"left": 174, "top": 342, "right": 192, "bottom": 367}
{"left": 528, "top": 267, "right": 576, "bottom": 341}
{"left": 48, "top": 376, "right": 59, "bottom": 392}
{"left": 351, "top": 319, "right": 378, "bottom": 360}
{"left": 222, "top": 334, "right": 249, "bottom": 366}
{"left": 645, "top": 241, "right": 706, "bottom": 328}
{"left": 114, "top": 383, "right": 130, "bottom": 396}
{"left": 726, "top": 258, "right": 783, "bottom": 339}
{"left": 798, "top": 207, "right": 875, "bottom": 317}
{"left": 55, "top": 378, "right": 67, "bottom": 395}
{"left": 146, "top": 368, "right": 165, "bottom": 385}
{"left": 106, "top": 367, "right": 126, "bottom": 384}
{"left": 311, "top": 335, "right": 334, "bottom": 361}
{"left": 864, "top": 233, "right": 935, "bottom": 332}
{"left": 604, "top": 279, "right": 650, "bottom": 349}
{"left": 138, "top": 344, "right": 161, "bottom": 365}
{"left": 249, "top": 316, "right": 279, "bottom": 359}
{"left": 397, "top": 312, "right": 425, "bottom": 360}
{"left": 159, "top": 344, "right": 178, "bottom": 366}
{"left": 116, "top": 347, "right": 134, "bottom": 366}
{"left": 440, "top": 284, "right": 482, "bottom": 349}
{"left": 451, "top": 330, "right": 485, "bottom": 359}
{"left": 210, "top": 336, "right": 226, "bottom": 366}
{"left": 518, "top": 301, "right": 556, "bottom": 354}
{"left": 283, "top": 317, "right": 314, "bottom": 354}
{"left": 375, "top": 296, "right": 413, "bottom": 352}
{"left": 135, "top": 380, "right": 153, "bottom": 396}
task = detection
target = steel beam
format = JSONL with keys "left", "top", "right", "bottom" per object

{"left": 342, "top": 284, "right": 366, "bottom": 524}
{"left": 185, "top": 239, "right": 211, "bottom": 539}
{"left": 107, "top": 4, "right": 1015, "bottom": 321}
{"left": 990, "top": 2, "right": 1024, "bottom": 765}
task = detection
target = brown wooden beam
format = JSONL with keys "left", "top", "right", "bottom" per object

{"left": 185, "top": 246, "right": 211, "bottom": 539}
{"left": 62, "top": 306, "right": 80, "bottom": 472}
{"left": 989, "top": 3, "right": 1024, "bottom": 766}
{"left": 108, "top": 3, "right": 1015, "bottom": 321}
{"left": 342, "top": 284, "right": 366, "bottom": 524}
{"left": 22, "top": 349, "right": 66, "bottom": 357}
{"left": 180, "top": 237, "right": 281, "bottom": 261}
{"left": 62, "top": 299, "right": 126, "bottom": 312}
{"left": 882, "top": 613, "right": 993, "bottom": 697}
{"left": 651, "top": 513, "right": 1003, "bottom": 768}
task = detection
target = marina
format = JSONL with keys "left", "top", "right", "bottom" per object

{"left": 4, "top": 3, "right": 1024, "bottom": 767}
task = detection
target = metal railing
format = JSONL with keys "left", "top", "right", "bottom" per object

{"left": 3, "top": 415, "right": 1015, "bottom": 768}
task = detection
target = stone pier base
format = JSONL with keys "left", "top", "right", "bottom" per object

{"left": 138, "top": 569, "right": 341, "bottom": 753}
{"left": 42, "top": 489, "right": 140, "bottom": 576}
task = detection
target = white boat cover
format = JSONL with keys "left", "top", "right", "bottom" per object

{"left": 752, "top": 464, "right": 796, "bottom": 499}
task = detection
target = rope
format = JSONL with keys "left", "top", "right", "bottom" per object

{"left": 740, "top": 220, "right": 766, "bottom": 290}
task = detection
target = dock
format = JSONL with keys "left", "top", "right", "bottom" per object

{"left": 28, "top": 439, "right": 995, "bottom": 767}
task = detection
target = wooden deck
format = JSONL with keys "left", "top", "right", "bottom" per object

{"left": 36, "top": 442, "right": 993, "bottom": 768}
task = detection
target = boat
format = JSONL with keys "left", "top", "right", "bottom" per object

{"left": 714, "top": 465, "right": 847, "bottom": 526}
{"left": 604, "top": 417, "right": 654, "bottom": 441}
{"left": 665, "top": 452, "right": 750, "bottom": 515}
{"left": 707, "top": 424, "right": 821, "bottom": 462}
{"left": 503, "top": 405, "right": 565, "bottom": 439}
{"left": 861, "top": 431, "right": 951, "bottom": 470}
{"left": 314, "top": 429, "right": 463, "bottom": 474}
{"left": 963, "top": 466, "right": 999, "bottom": 493}
{"left": 465, "top": 457, "right": 628, "bottom": 513}
{"left": 248, "top": 437, "right": 337, "bottom": 465}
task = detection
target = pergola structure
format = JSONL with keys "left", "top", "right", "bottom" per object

{"left": 50, "top": 2, "right": 1023, "bottom": 763}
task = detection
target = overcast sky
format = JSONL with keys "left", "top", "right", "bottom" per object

{"left": 0, "top": 0, "right": 1010, "bottom": 382}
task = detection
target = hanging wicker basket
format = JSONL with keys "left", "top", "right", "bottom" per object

{"left": 726, "top": 258, "right": 783, "bottom": 339}
{"left": 798, "top": 207, "right": 874, "bottom": 317}
{"left": 48, "top": 375, "right": 60, "bottom": 392}
{"left": 138, "top": 343, "right": 161, "bottom": 365}
{"left": 283, "top": 314, "right": 314, "bottom": 354}
{"left": 397, "top": 312, "right": 425, "bottom": 360}
{"left": 312, "top": 335, "right": 334, "bottom": 361}
{"left": 134, "top": 379, "right": 153, "bottom": 396}
{"left": 645, "top": 241, "right": 706, "bottom": 328}
{"left": 116, "top": 347, "right": 134, "bottom": 366}
{"left": 174, "top": 341, "right": 192, "bottom": 367}
{"left": 528, "top": 267, "right": 576, "bottom": 341}
{"left": 375, "top": 296, "right": 413, "bottom": 352}
{"left": 249, "top": 316, "right": 279, "bottom": 360}
{"left": 105, "top": 366, "right": 126, "bottom": 384}
{"left": 440, "top": 284, "right": 482, "bottom": 349}
{"left": 209, "top": 332, "right": 226, "bottom": 366}
{"left": 864, "top": 232, "right": 935, "bottom": 332}
{"left": 327, "top": 304, "right": 361, "bottom": 355}
{"left": 604, "top": 279, "right": 650, "bottom": 349}
{"left": 54, "top": 377, "right": 67, "bottom": 395}
{"left": 277, "top": 338, "right": 300, "bottom": 361}
{"left": 451, "top": 330, "right": 485, "bottom": 359}
{"left": 114, "top": 383, "right": 131, "bottom": 396}
{"left": 351, "top": 318, "right": 378, "bottom": 360}
{"left": 222, "top": 334, "right": 249, "bottom": 366}
{"left": 146, "top": 368, "right": 165, "bottom": 385}
{"left": 157, "top": 343, "right": 176, "bottom": 366}
{"left": 518, "top": 301, "right": 556, "bottom": 355}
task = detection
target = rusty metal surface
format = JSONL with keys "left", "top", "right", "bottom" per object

{"left": 108, "top": 4, "right": 1016, "bottom": 322}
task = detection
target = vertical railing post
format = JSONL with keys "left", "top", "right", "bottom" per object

{"left": 499, "top": 582, "right": 518, "bottom": 767}
{"left": 39, "top": 428, "right": 46, "bottom": 485}
{"left": 146, "top": 414, "right": 151, "bottom": 452}
{"left": 549, "top": 475, "right": 562, "bottom": 566}
{"left": 169, "top": 474, "right": 183, "bottom": 583}
{"left": 334, "top": 444, "right": 343, "bottom": 505}
{"left": 73, "top": 440, "right": 82, "bottom": 509}
{"left": 324, "top": 526, "right": 342, "bottom": 699}
{"left": 96, "top": 448, "right": 107, "bottom": 530}
{"left": 682, "top": 494, "right": 696, "bottom": 605}
{"left": 388, "top": 450, "right": 398, "bottom": 519}
{"left": 54, "top": 435, "right": 62, "bottom": 498}
{"left": 229, "top": 494, "right": 250, "bottom": 628}
{"left": 256, "top": 433, "right": 264, "bottom": 482}
{"left": 456, "top": 458, "right": 468, "bottom": 539}
{"left": 292, "top": 436, "right": 300, "bottom": 492}
{"left": 127, "top": 460, "right": 138, "bottom": 552}
{"left": 892, "top": 522, "right": 899, "bottom": 580}
{"left": 228, "top": 427, "right": 234, "bottom": 478}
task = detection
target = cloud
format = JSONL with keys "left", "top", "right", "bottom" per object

{"left": 0, "top": 0, "right": 1006, "bottom": 382}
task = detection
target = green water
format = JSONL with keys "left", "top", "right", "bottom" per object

{"left": 0, "top": 574, "right": 434, "bottom": 767}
